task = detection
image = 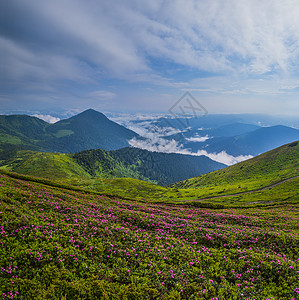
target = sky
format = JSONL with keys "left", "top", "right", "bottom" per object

{"left": 1, "top": 0, "right": 299, "bottom": 117}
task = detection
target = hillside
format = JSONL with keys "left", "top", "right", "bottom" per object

{"left": 172, "top": 140, "right": 299, "bottom": 191}
{"left": 0, "top": 146, "right": 225, "bottom": 186}
{"left": 0, "top": 115, "right": 50, "bottom": 151}
{"left": 110, "top": 147, "right": 225, "bottom": 185}
{"left": 0, "top": 142, "right": 298, "bottom": 205}
{"left": 0, "top": 109, "right": 139, "bottom": 152}
{"left": 0, "top": 170, "right": 298, "bottom": 299}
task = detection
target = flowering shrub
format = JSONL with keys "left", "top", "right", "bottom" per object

{"left": 0, "top": 174, "right": 298, "bottom": 299}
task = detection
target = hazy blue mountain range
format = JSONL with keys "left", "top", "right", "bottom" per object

{"left": 1, "top": 109, "right": 298, "bottom": 162}
{"left": 165, "top": 123, "right": 261, "bottom": 141}
{"left": 153, "top": 114, "right": 299, "bottom": 130}
{"left": 138, "top": 116, "right": 299, "bottom": 157}
{"left": 179, "top": 125, "right": 299, "bottom": 156}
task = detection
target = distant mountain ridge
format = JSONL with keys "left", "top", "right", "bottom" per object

{"left": 164, "top": 122, "right": 299, "bottom": 156}
{"left": 1, "top": 110, "right": 298, "bottom": 162}
{"left": 0, "top": 109, "right": 139, "bottom": 152}
{"left": 201, "top": 125, "right": 299, "bottom": 156}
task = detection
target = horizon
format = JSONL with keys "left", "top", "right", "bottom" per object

{"left": 1, "top": 108, "right": 299, "bottom": 124}
{"left": 1, "top": 1, "right": 299, "bottom": 115}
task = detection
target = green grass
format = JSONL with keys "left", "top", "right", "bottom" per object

{"left": 0, "top": 171, "right": 298, "bottom": 299}
{"left": 0, "top": 150, "right": 91, "bottom": 180}
{"left": 0, "top": 141, "right": 298, "bottom": 205}
{"left": 172, "top": 141, "right": 299, "bottom": 192}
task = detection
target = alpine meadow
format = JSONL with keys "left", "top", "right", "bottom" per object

{"left": 1, "top": 1, "right": 299, "bottom": 300}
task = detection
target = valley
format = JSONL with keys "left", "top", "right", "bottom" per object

{"left": 0, "top": 110, "right": 298, "bottom": 299}
{"left": 3, "top": 2, "right": 299, "bottom": 298}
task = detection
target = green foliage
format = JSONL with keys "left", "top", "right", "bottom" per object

{"left": 0, "top": 173, "right": 298, "bottom": 299}
{"left": 0, "top": 146, "right": 224, "bottom": 187}
{"left": 109, "top": 147, "right": 224, "bottom": 186}
{"left": 172, "top": 140, "right": 299, "bottom": 191}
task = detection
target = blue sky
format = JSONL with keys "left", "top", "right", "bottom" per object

{"left": 1, "top": 0, "right": 299, "bottom": 118}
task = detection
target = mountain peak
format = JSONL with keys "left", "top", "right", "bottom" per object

{"left": 72, "top": 109, "right": 108, "bottom": 121}
{"left": 79, "top": 108, "right": 104, "bottom": 116}
{"left": 82, "top": 108, "right": 98, "bottom": 114}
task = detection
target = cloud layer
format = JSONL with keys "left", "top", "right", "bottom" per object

{"left": 4, "top": 0, "right": 299, "bottom": 77}
{"left": 1, "top": 0, "right": 299, "bottom": 114}
{"left": 129, "top": 136, "right": 252, "bottom": 166}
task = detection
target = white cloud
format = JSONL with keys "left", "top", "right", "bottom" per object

{"left": 32, "top": 114, "right": 60, "bottom": 123}
{"left": 129, "top": 136, "right": 252, "bottom": 166}
{"left": 186, "top": 135, "right": 210, "bottom": 142}
{"left": 194, "top": 150, "right": 253, "bottom": 166}
{"left": 108, "top": 113, "right": 185, "bottom": 138}
{"left": 129, "top": 137, "right": 181, "bottom": 153}
{"left": 6, "top": 0, "right": 299, "bottom": 80}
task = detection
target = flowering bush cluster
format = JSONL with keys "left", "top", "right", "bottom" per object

{"left": 0, "top": 174, "right": 298, "bottom": 299}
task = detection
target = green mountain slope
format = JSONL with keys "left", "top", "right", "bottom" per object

{"left": 0, "top": 142, "right": 298, "bottom": 205}
{"left": 43, "top": 109, "right": 139, "bottom": 152}
{"left": 0, "top": 146, "right": 225, "bottom": 186}
{"left": 0, "top": 115, "right": 50, "bottom": 151}
{"left": 77, "top": 147, "right": 225, "bottom": 186}
{"left": 171, "top": 140, "right": 299, "bottom": 192}
{"left": 0, "top": 150, "right": 91, "bottom": 180}
{"left": 1, "top": 171, "right": 298, "bottom": 299}
{"left": 0, "top": 109, "right": 139, "bottom": 152}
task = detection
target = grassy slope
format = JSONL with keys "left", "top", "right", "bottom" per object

{"left": 0, "top": 149, "right": 149, "bottom": 181}
{"left": 0, "top": 141, "right": 298, "bottom": 205}
{"left": 0, "top": 166, "right": 298, "bottom": 208}
{"left": 75, "top": 141, "right": 299, "bottom": 204}
{"left": 0, "top": 149, "right": 157, "bottom": 187}
{"left": 0, "top": 146, "right": 225, "bottom": 188}
{"left": 1, "top": 172, "right": 298, "bottom": 299}
{"left": 172, "top": 140, "right": 299, "bottom": 191}
{"left": 0, "top": 150, "right": 91, "bottom": 180}
{"left": 74, "top": 176, "right": 299, "bottom": 206}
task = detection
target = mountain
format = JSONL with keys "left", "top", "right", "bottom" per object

{"left": 154, "top": 114, "right": 299, "bottom": 131}
{"left": 140, "top": 114, "right": 299, "bottom": 157}
{"left": 71, "top": 147, "right": 226, "bottom": 185}
{"left": 171, "top": 140, "right": 299, "bottom": 190}
{"left": 0, "top": 141, "right": 298, "bottom": 203}
{"left": 0, "top": 109, "right": 139, "bottom": 152}
{"left": 110, "top": 147, "right": 225, "bottom": 185}
{"left": 164, "top": 123, "right": 261, "bottom": 148}
{"left": 0, "top": 146, "right": 225, "bottom": 186}
{"left": 205, "top": 123, "right": 260, "bottom": 137}
{"left": 44, "top": 109, "right": 139, "bottom": 152}
{"left": 166, "top": 123, "right": 261, "bottom": 141}
{"left": 165, "top": 124, "right": 299, "bottom": 156}
{"left": 202, "top": 125, "right": 299, "bottom": 156}
{"left": 0, "top": 114, "right": 50, "bottom": 151}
